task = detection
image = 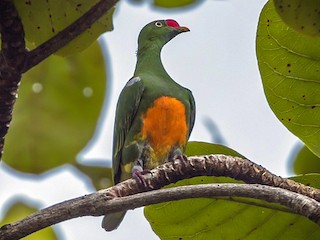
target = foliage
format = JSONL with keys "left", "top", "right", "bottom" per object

{"left": 185, "top": 141, "right": 243, "bottom": 157}
{"left": 13, "top": 0, "right": 114, "bottom": 56}
{"left": 256, "top": 0, "right": 320, "bottom": 157}
{"left": 154, "top": 0, "right": 198, "bottom": 8}
{"left": 292, "top": 145, "right": 320, "bottom": 174}
{"left": 145, "top": 142, "right": 320, "bottom": 239}
{"left": 3, "top": 42, "right": 106, "bottom": 174}
{"left": 274, "top": 0, "right": 320, "bottom": 37}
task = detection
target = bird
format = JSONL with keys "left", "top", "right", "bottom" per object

{"left": 102, "top": 19, "right": 196, "bottom": 231}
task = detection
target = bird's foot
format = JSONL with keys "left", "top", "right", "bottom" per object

{"left": 173, "top": 154, "right": 188, "bottom": 162}
{"left": 169, "top": 149, "right": 188, "bottom": 163}
{"left": 105, "top": 189, "right": 119, "bottom": 199}
{"left": 132, "top": 160, "right": 149, "bottom": 187}
{"left": 170, "top": 154, "right": 188, "bottom": 168}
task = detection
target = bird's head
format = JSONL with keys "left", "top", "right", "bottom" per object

{"left": 137, "top": 19, "right": 190, "bottom": 51}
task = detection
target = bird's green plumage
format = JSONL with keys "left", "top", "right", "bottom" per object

{"left": 102, "top": 20, "right": 195, "bottom": 231}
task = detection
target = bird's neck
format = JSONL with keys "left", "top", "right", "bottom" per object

{"left": 134, "top": 45, "right": 167, "bottom": 76}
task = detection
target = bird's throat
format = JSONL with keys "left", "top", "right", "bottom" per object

{"left": 135, "top": 46, "right": 166, "bottom": 76}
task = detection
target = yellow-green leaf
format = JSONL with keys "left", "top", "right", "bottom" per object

{"left": 1, "top": 200, "right": 58, "bottom": 240}
{"left": 74, "top": 162, "right": 113, "bottom": 190}
{"left": 3, "top": 41, "right": 106, "bottom": 173}
{"left": 145, "top": 142, "right": 320, "bottom": 240}
{"left": 292, "top": 145, "right": 320, "bottom": 174}
{"left": 274, "top": 0, "right": 320, "bottom": 36}
{"left": 154, "top": 0, "right": 197, "bottom": 8}
{"left": 13, "top": 0, "right": 115, "bottom": 56}
{"left": 185, "top": 141, "right": 243, "bottom": 157}
{"left": 145, "top": 142, "right": 320, "bottom": 239}
{"left": 256, "top": 0, "right": 320, "bottom": 157}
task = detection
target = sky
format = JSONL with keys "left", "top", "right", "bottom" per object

{"left": 0, "top": 0, "right": 301, "bottom": 239}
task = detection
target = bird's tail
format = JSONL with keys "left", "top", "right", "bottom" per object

{"left": 101, "top": 211, "right": 127, "bottom": 231}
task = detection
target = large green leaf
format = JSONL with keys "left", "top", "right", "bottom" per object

{"left": 291, "top": 145, "right": 320, "bottom": 175}
{"left": 74, "top": 162, "right": 113, "bottom": 190}
{"left": 3, "top": 41, "right": 106, "bottom": 173}
{"left": 185, "top": 141, "right": 243, "bottom": 157}
{"left": 146, "top": 177, "right": 320, "bottom": 240}
{"left": 256, "top": 0, "right": 320, "bottom": 157}
{"left": 0, "top": 200, "right": 58, "bottom": 240}
{"left": 145, "top": 142, "right": 320, "bottom": 239}
{"left": 274, "top": 0, "right": 320, "bottom": 36}
{"left": 13, "top": 0, "right": 115, "bottom": 56}
{"left": 153, "top": 0, "right": 197, "bottom": 8}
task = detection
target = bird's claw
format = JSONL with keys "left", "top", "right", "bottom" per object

{"left": 132, "top": 161, "right": 149, "bottom": 187}
{"left": 105, "top": 189, "right": 119, "bottom": 199}
{"left": 173, "top": 154, "right": 188, "bottom": 162}
{"left": 170, "top": 154, "right": 188, "bottom": 168}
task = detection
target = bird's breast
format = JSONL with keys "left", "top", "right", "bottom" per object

{"left": 141, "top": 96, "right": 188, "bottom": 160}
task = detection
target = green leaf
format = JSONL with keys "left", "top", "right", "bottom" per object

{"left": 291, "top": 174, "right": 320, "bottom": 187}
{"left": 274, "top": 0, "right": 320, "bottom": 36}
{"left": 3, "top": 41, "right": 106, "bottom": 173}
{"left": 74, "top": 162, "right": 113, "bottom": 190}
{"left": 185, "top": 141, "right": 243, "bottom": 157}
{"left": 13, "top": 0, "right": 115, "bottom": 56}
{"left": 292, "top": 145, "right": 320, "bottom": 174}
{"left": 256, "top": 1, "right": 320, "bottom": 157}
{"left": 1, "top": 200, "right": 58, "bottom": 240}
{"left": 145, "top": 142, "right": 320, "bottom": 239}
{"left": 153, "top": 0, "right": 197, "bottom": 8}
{"left": 146, "top": 175, "right": 320, "bottom": 239}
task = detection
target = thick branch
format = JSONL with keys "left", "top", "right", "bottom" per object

{"left": 110, "top": 155, "right": 320, "bottom": 201}
{"left": 22, "top": 0, "right": 118, "bottom": 73}
{"left": 0, "top": 0, "right": 26, "bottom": 159}
{"left": 1, "top": 155, "right": 320, "bottom": 239}
{"left": 0, "top": 0, "right": 26, "bottom": 69}
{"left": 1, "top": 184, "right": 319, "bottom": 240}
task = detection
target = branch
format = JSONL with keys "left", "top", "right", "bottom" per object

{"left": 109, "top": 154, "right": 320, "bottom": 201}
{"left": 22, "top": 0, "right": 118, "bottom": 73}
{"left": 0, "top": 184, "right": 320, "bottom": 240}
{"left": 1, "top": 184, "right": 319, "bottom": 240}
{"left": 1, "top": 155, "right": 320, "bottom": 239}
{"left": 0, "top": 0, "right": 26, "bottom": 69}
{"left": 0, "top": 0, "right": 26, "bottom": 159}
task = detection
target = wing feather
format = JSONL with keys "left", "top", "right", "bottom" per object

{"left": 187, "top": 89, "right": 196, "bottom": 138}
{"left": 112, "top": 77, "right": 144, "bottom": 184}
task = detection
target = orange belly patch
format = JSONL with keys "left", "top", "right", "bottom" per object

{"left": 141, "top": 96, "right": 188, "bottom": 159}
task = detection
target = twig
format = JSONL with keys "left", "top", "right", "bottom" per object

{"left": 22, "top": 0, "right": 118, "bottom": 73}
{"left": 1, "top": 155, "right": 320, "bottom": 240}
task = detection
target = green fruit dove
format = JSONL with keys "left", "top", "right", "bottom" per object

{"left": 102, "top": 19, "right": 195, "bottom": 231}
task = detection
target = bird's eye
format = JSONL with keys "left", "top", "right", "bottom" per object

{"left": 155, "top": 21, "right": 162, "bottom": 28}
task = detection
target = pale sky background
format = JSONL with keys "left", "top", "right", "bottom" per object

{"left": 0, "top": 0, "right": 301, "bottom": 239}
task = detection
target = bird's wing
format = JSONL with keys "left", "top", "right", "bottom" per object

{"left": 187, "top": 89, "right": 196, "bottom": 138}
{"left": 112, "top": 76, "right": 144, "bottom": 184}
